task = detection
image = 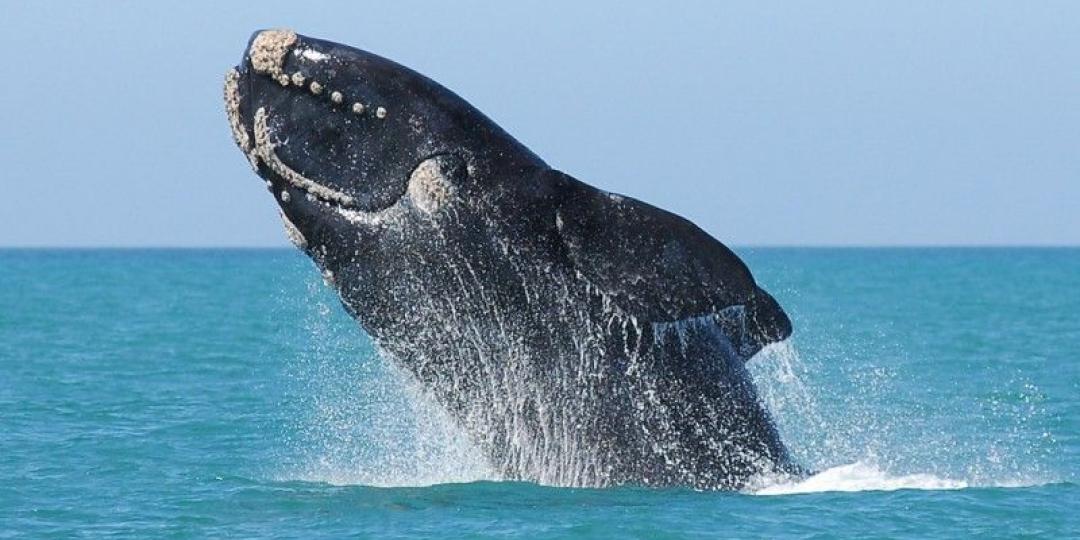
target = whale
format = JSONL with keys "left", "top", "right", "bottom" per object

{"left": 225, "top": 29, "right": 801, "bottom": 489}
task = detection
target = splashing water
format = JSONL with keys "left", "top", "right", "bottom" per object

{"left": 753, "top": 462, "right": 968, "bottom": 495}
{"left": 747, "top": 340, "right": 1059, "bottom": 494}
{"left": 278, "top": 268, "right": 1061, "bottom": 493}
{"left": 278, "top": 277, "right": 493, "bottom": 487}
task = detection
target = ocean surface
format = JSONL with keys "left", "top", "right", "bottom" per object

{"left": 2, "top": 248, "right": 1076, "bottom": 538}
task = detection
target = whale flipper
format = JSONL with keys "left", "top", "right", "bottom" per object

{"left": 551, "top": 170, "right": 791, "bottom": 359}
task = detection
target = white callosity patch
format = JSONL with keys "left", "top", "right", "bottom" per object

{"left": 299, "top": 48, "right": 330, "bottom": 62}
{"left": 223, "top": 69, "right": 250, "bottom": 151}
{"left": 245, "top": 30, "right": 390, "bottom": 119}
{"left": 249, "top": 29, "right": 297, "bottom": 86}
{"left": 253, "top": 107, "right": 356, "bottom": 207}
{"left": 278, "top": 208, "right": 308, "bottom": 250}
{"left": 223, "top": 69, "right": 260, "bottom": 171}
{"left": 407, "top": 157, "right": 455, "bottom": 214}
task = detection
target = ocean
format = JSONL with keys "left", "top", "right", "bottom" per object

{"left": 2, "top": 248, "right": 1076, "bottom": 538}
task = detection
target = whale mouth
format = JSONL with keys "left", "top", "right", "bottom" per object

{"left": 252, "top": 107, "right": 358, "bottom": 208}
{"left": 224, "top": 66, "right": 359, "bottom": 210}
{"left": 225, "top": 28, "right": 409, "bottom": 213}
{"left": 224, "top": 69, "right": 356, "bottom": 210}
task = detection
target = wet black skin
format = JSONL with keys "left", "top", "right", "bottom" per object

{"left": 231, "top": 31, "right": 801, "bottom": 489}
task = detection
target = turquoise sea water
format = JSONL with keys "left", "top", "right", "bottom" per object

{"left": 2, "top": 248, "right": 1076, "bottom": 538}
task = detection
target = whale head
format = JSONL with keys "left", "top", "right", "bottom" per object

{"left": 224, "top": 29, "right": 544, "bottom": 253}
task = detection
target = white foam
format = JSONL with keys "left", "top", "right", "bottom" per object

{"left": 299, "top": 48, "right": 330, "bottom": 62}
{"left": 753, "top": 462, "right": 968, "bottom": 495}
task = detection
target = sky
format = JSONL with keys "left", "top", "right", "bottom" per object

{"left": 1, "top": 1, "right": 1077, "bottom": 247}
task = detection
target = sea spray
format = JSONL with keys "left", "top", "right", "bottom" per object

{"left": 748, "top": 337, "right": 1060, "bottom": 493}
{"left": 268, "top": 246, "right": 1062, "bottom": 492}
{"left": 276, "top": 282, "right": 1060, "bottom": 491}
{"left": 279, "top": 274, "right": 492, "bottom": 486}
{"left": 748, "top": 340, "right": 897, "bottom": 473}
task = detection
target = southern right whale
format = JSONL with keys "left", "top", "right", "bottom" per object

{"left": 225, "top": 29, "right": 801, "bottom": 489}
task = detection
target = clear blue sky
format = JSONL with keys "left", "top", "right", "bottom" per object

{"left": 1, "top": 1, "right": 1077, "bottom": 247}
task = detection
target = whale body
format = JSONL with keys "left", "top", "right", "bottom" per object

{"left": 225, "top": 29, "right": 800, "bottom": 489}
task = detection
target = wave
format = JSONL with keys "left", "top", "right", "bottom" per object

{"left": 752, "top": 462, "right": 968, "bottom": 495}
{"left": 752, "top": 461, "right": 1061, "bottom": 496}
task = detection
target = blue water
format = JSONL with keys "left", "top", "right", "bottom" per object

{"left": 2, "top": 248, "right": 1077, "bottom": 537}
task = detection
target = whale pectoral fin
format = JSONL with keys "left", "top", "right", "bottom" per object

{"left": 553, "top": 170, "right": 756, "bottom": 321}
{"left": 743, "top": 286, "right": 792, "bottom": 353}
{"left": 550, "top": 170, "right": 791, "bottom": 357}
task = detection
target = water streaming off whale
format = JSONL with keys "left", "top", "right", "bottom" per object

{"left": 280, "top": 266, "right": 1060, "bottom": 494}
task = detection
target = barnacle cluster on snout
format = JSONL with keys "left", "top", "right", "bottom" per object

{"left": 223, "top": 69, "right": 258, "bottom": 172}
{"left": 247, "top": 29, "right": 388, "bottom": 121}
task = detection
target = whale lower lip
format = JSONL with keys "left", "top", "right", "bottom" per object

{"left": 251, "top": 107, "right": 357, "bottom": 208}
{"left": 223, "top": 67, "right": 334, "bottom": 205}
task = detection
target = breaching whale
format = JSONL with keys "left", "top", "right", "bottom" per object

{"left": 225, "top": 29, "right": 801, "bottom": 489}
